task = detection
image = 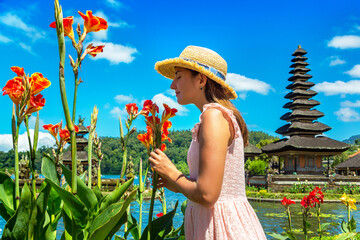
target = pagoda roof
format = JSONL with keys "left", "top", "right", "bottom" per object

{"left": 335, "top": 152, "right": 360, "bottom": 169}
{"left": 291, "top": 56, "right": 308, "bottom": 62}
{"left": 276, "top": 122, "right": 331, "bottom": 135}
{"left": 285, "top": 89, "right": 317, "bottom": 100}
{"left": 292, "top": 46, "right": 307, "bottom": 56}
{"left": 245, "top": 143, "right": 262, "bottom": 156}
{"left": 288, "top": 74, "right": 312, "bottom": 81}
{"left": 261, "top": 135, "right": 350, "bottom": 154}
{"left": 63, "top": 150, "right": 88, "bottom": 161}
{"left": 286, "top": 81, "right": 315, "bottom": 90}
{"left": 283, "top": 99, "right": 320, "bottom": 109}
{"left": 77, "top": 124, "right": 89, "bottom": 134}
{"left": 289, "top": 68, "right": 311, "bottom": 74}
{"left": 280, "top": 109, "right": 324, "bottom": 121}
{"left": 290, "top": 62, "right": 309, "bottom": 68}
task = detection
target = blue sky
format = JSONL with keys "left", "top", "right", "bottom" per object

{"left": 0, "top": 0, "right": 360, "bottom": 151}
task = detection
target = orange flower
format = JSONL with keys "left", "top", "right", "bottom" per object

{"left": 78, "top": 10, "right": 108, "bottom": 33}
{"left": 125, "top": 103, "right": 138, "bottom": 116}
{"left": 160, "top": 143, "right": 166, "bottom": 151}
{"left": 161, "top": 121, "right": 172, "bottom": 143}
{"left": 2, "top": 77, "right": 25, "bottom": 105}
{"left": 50, "top": 16, "right": 75, "bottom": 42}
{"left": 10, "top": 66, "right": 25, "bottom": 77}
{"left": 162, "top": 104, "right": 177, "bottom": 123}
{"left": 137, "top": 126, "right": 153, "bottom": 151}
{"left": 26, "top": 94, "right": 45, "bottom": 114}
{"left": 59, "top": 125, "right": 79, "bottom": 143}
{"left": 43, "top": 123, "right": 61, "bottom": 139}
{"left": 141, "top": 100, "right": 159, "bottom": 116}
{"left": 145, "top": 115, "right": 160, "bottom": 130}
{"left": 88, "top": 45, "right": 105, "bottom": 57}
{"left": 29, "top": 72, "right": 51, "bottom": 95}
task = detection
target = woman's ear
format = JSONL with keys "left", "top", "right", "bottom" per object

{"left": 198, "top": 73, "right": 208, "bottom": 88}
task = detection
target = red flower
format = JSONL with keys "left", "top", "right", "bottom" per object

{"left": 161, "top": 103, "right": 177, "bottom": 123}
{"left": 137, "top": 126, "right": 153, "bottom": 151}
{"left": 26, "top": 94, "right": 46, "bottom": 114}
{"left": 160, "top": 143, "right": 166, "bottom": 151}
{"left": 125, "top": 103, "right": 138, "bottom": 116}
{"left": 78, "top": 11, "right": 108, "bottom": 33}
{"left": 145, "top": 115, "right": 160, "bottom": 130}
{"left": 2, "top": 77, "right": 25, "bottom": 105}
{"left": 50, "top": 16, "right": 75, "bottom": 41}
{"left": 156, "top": 212, "right": 164, "bottom": 218}
{"left": 87, "top": 45, "right": 105, "bottom": 57}
{"left": 161, "top": 120, "right": 172, "bottom": 143}
{"left": 141, "top": 100, "right": 159, "bottom": 116}
{"left": 29, "top": 72, "right": 51, "bottom": 95}
{"left": 10, "top": 66, "right": 25, "bottom": 77}
{"left": 59, "top": 125, "right": 79, "bottom": 143}
{"left": 281, "top": 197, "right": 295, "bottom": 208}
{"left": 43, "top": 123, "right": 61, "bottom": 139}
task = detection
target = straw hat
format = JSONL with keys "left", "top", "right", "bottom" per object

{"left": 155, "top": 46, "right": 237, "bottom": 99}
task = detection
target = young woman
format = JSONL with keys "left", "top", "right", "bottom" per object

{"left": 149, "top": 46, "right": 266, "bottom": 239}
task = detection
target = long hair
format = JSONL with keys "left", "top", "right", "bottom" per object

{"left": 190, "top": 70, "right": 249, "bottom": 146}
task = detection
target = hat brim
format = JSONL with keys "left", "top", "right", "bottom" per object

{"left": 155, "top": 57, "right": 237, "bottom": 99}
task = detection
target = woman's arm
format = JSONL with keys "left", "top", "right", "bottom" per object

{"left": 149, "top": 108, "right": 231, "bottom": 208}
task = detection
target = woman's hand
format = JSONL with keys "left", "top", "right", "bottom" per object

{"left": 157, "top": 175, "right": 179, "bottom": 193}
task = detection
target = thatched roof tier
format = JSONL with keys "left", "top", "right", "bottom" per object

{"left": 292, "top": 46, "right": 307, "bottom": 56}
{"left": 283, "top": 99, "right": 320, "bottom": 109}
{"left": 285, "top": 89, "right": 317, "bottom": 100}
{"left": 63, "top": 150, "right": 88, "bottom": 161}
{"left": 289, "top": 68, "right": 311, "bottom": 74}
{"left": 291, "top": 56, "right": 308, "bottom": 62}
{"left": 336, "top": 152, "right": 360, "bottom": 169}
{"left": 288, "top": 74, "right": 312, "bottom": 81}
{"left": 261, "top": 136, "right": 349, "bottom": 154}
{"left": 290, "top": 62, "right": 309, "bottom": 68}
{"left": 77, "top": 124, "right": 89, "bottom": 135}
{"left": 280, "top": 109, "right": 324, "bottom": 121}
{"left": 286, "top": 81, "right": 315, "bottom": 90}
{"left": 276, "top": 122, "right": 331, "bottom": 136}
{"left": 245, "top": 143, "right": 262, "bottom": 156}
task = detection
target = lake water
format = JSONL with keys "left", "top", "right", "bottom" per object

{"left": 0, "top": 175, "right": 358, "bottom": 239}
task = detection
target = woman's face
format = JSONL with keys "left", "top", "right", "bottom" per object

{"left": 170, "top": 67, "right": 198, "bottom": 105}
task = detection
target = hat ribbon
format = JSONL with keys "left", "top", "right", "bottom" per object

{"left": 180, "top": 57, "right": 226, "bottom": 81}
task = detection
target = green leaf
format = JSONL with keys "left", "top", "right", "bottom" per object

{"left": 62, "top": 205, "right": 73, "bottom": 237}
{"left": 267, "top": 233, "right": 291, "bottom": 240}
{"left": 99, "top": 177, "right": 134, "bottom": 213}
{"left": 0, "top": 203, "right": 12, "bottom": 222}
{"left": 47, "top": 187, "right": 62, "bottom": 217}
{"left": 61, "top": 164, "right": 98, "bottom": 211}
{"left": 92, "top": 186, "right": 103, "bottom": 203}
{"left": 107, "top": 214, "right": 128, "bottom": 239}
{"left": 42, "top": 154, "right": 60, "bottom": 185}
{"left": 0, "top": 172, "right": 15, "bottom": 219}
{"left": 3, "top": 183, "right": 32, "bottom": 240}
{"left": 335, "top": 232, "right": 359, "bottom": 240}
{"left": 88, "top": 188, "right": 137, "bottom": 240}
{"left": 284, "top": 231, "right": 297, "bottom": 240}
{"left": 28, "top": 183, "right": 51, "bottom": 240}
{"left": 349, "top": 216, "right": 356, "bottom": 232}
{"left": 124, "top": 214, "right": 140, "bottom": 240}
{"left": 140, "top": 201, "right": 179, "bottom": 240}
{"left": 180, "top": 199, "right": 187, "bottom": 216}
{"left": 45, "top": 179, "right": 88, "bottom": 229}
{"left": 341, "top": 220, "right": 350, "bottom": 233}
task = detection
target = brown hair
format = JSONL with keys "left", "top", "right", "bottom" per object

{"left": 190, "top": 70, "right": 249, "bottom": 146}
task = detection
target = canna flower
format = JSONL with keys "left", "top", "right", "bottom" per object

{"left": 161, "top": 120, "right": 172, "bottom": 143}
{"left": 78, "top": 10, "right": 108, "bottom": 33}
{"left": 161, "top": 104, "right": 177, "bottom": 123}
{"left": 281, "top": 197, "right": 295, "bottom": 208}
{"left": 50, "top": 16, "right": 75, "bottom": 42}
{"left": 87, "top": 45, "right": 105, "bottom": 57}
{"left": 43, "top": 123, "right": 61, "bottom": 139}
{"left": 156, "top": 212, "right": 164, "bottom": 218}
{"left": 160, "top": 143, "right": 166, "bottom": 151}
{"left": 301, "top": 195, "right": 316, "bottom": 209}
{"left": 125, "top": 103, "right": 139, "bottom": 116}
{"left": 145, "top": 116, "right": 160, "bottom": 130}
{"left": 59, "top": 125, "right": 79, "bottom": 143}
{"left": 26, "top": 94, "right": 46, "bottom": 114}
{"left": 137, "top": 126, "right": 153, "bottom": 151}
{"left": 29, "top": 72, "right": 51, "bottom": 95}
{"left": 2, "top": 77, "right": 25, "bottom": 105}
{"left": 141, "top": 100, "right": 159, "bottom": 116}
{"left": 340, "top": 193, "right": 357, "bottom": 211}
{"left": 10, "top": 66, "right": 25, "bottom": 77}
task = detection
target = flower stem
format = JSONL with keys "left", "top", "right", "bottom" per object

{"left": 348, "top": 205, "right": 351, "bottom": 223}
{"left": 24, "top": 116, "right": 36, "bottom": 198}
{"left": 317, "top": 204, "right": 322, "bottom": 239}
{"left": 97, "top": 160, "right": 101, "bottom": 189}
{"left": 13, "top": 122, "right": 20, "bottom": 209}
{"left": 147, "top": 171, "right": 159, "bottom": 240}
{"left": 287, "top": 207, "right": 292, "bottom": 233}
{"left": 87, "top": 130, "right": 93, "bottom": 188}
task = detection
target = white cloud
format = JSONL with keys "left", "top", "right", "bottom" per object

{"left": 328, "top": 35, "right": 360, "bottom": 49}
{"left": 340, "top": 100, "right": 360, "bottom": 108}
{"left": 0, "top": 13, "right": 45, "bottom": 41}
{"left": 345, "top": 64, "right": 360, "bottom": 78}
{"left": 0, "top": 33, "right": 12, "bottom": 43}
{"left": 114, "top": 94, "right": 135, "bottom": 104}
{"left": 329, "top": 56, "right": 346, "bottom": 66}
{"left": 19, "top": 42, "right": 34, "bottom": 54}
{"left": 226, "top": 73, "right": 273, "bottom": 97}
{"left": 152, "top": 93, "right": 189, "bottom": 116}
{"left": 106, "top": 0, "right": 124, "bottom": 8}
{"left": 110, "top": 106, "right": 126, "bottom": 118}
{"left": 104, "top": 103, "right": 111, "bottom": 109}
{"left": 0, "top": 130, "right": 56, "bottom": 152}
{"left": 90, "top": 41, "right": 138, "bottom": 64}
{"left": 335, "top": 107, "right": 360, "bottom": 122}
{"left": 313, "top": 80, "right": 360, "bottom": 96}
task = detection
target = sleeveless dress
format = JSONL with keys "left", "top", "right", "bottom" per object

{"left": 185, "top": 103, "right": 267, "bottom": 240}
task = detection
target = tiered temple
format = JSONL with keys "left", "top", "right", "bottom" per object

{"left": 262, "top": 46, "right": 349, "bottom": 175}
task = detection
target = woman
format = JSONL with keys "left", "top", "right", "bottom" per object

{"left": 149, "top": 46, "right": 266, "bottom": 239}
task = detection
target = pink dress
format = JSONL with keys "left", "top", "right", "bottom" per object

{"left": 185, "top": 103, "right": 267, "bottom": 240}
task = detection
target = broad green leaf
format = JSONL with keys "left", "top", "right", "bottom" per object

{"left": 47, "top": 187, "right": 62, "bottom": 217}
{"left": 0, "top": 172, "right": 15, "bottom": 218}
{"left": 284, "top": 231, "right": 297, "bottom": 240}
{"left": 335, "top": 232, "right": 359, "bottom": 240}
{"left": 61, "top": 164, "right": 98, "bottom": 211}
{"left": 42, "top": 154, "right": 60, "bottom": 185}
{"left": 45, "top": 179, "right": 88, "bottom": 229}
{"left": 28, "top": 183, "right": 51, "bottom": 240}
{"left": 0, "top": 203, "right": 12, "bottom": 222}
{"left": 107, "top": 214, "right": 128, "bottom": 239}
{"left": 267, "top": 233, "right": 291, "bottom": 240}
{"left": 341, "top": 220, "right": 349, "bottom": 233}
{"left": 88, "top": 188, "right": 137, "bottom": 240}
{"left": 62, "top": 206, "right": 73, "bottom": 237}
{"left": 92, "top": 186, "right": 103, "bottom": 202}
{"left": 180, "top": 200, "right": 187, "bottom": 215}
{"left": 349, "top": 216, "right": 356, "bottom": 232}
{"left": 99, "top": 177, "right": 134, "bottom": 213}
{"left": 140, "top": 201, "right": 179, "bottom": 240}
{"left": 114, "top": 235, "right": 126, "bottom": 240}
{"left": 124, "top": 213, "right": 140, "bottom": 240}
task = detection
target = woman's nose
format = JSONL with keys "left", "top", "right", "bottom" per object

{"left": 170, "top": 80, "right": 175, "bottom": 90}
